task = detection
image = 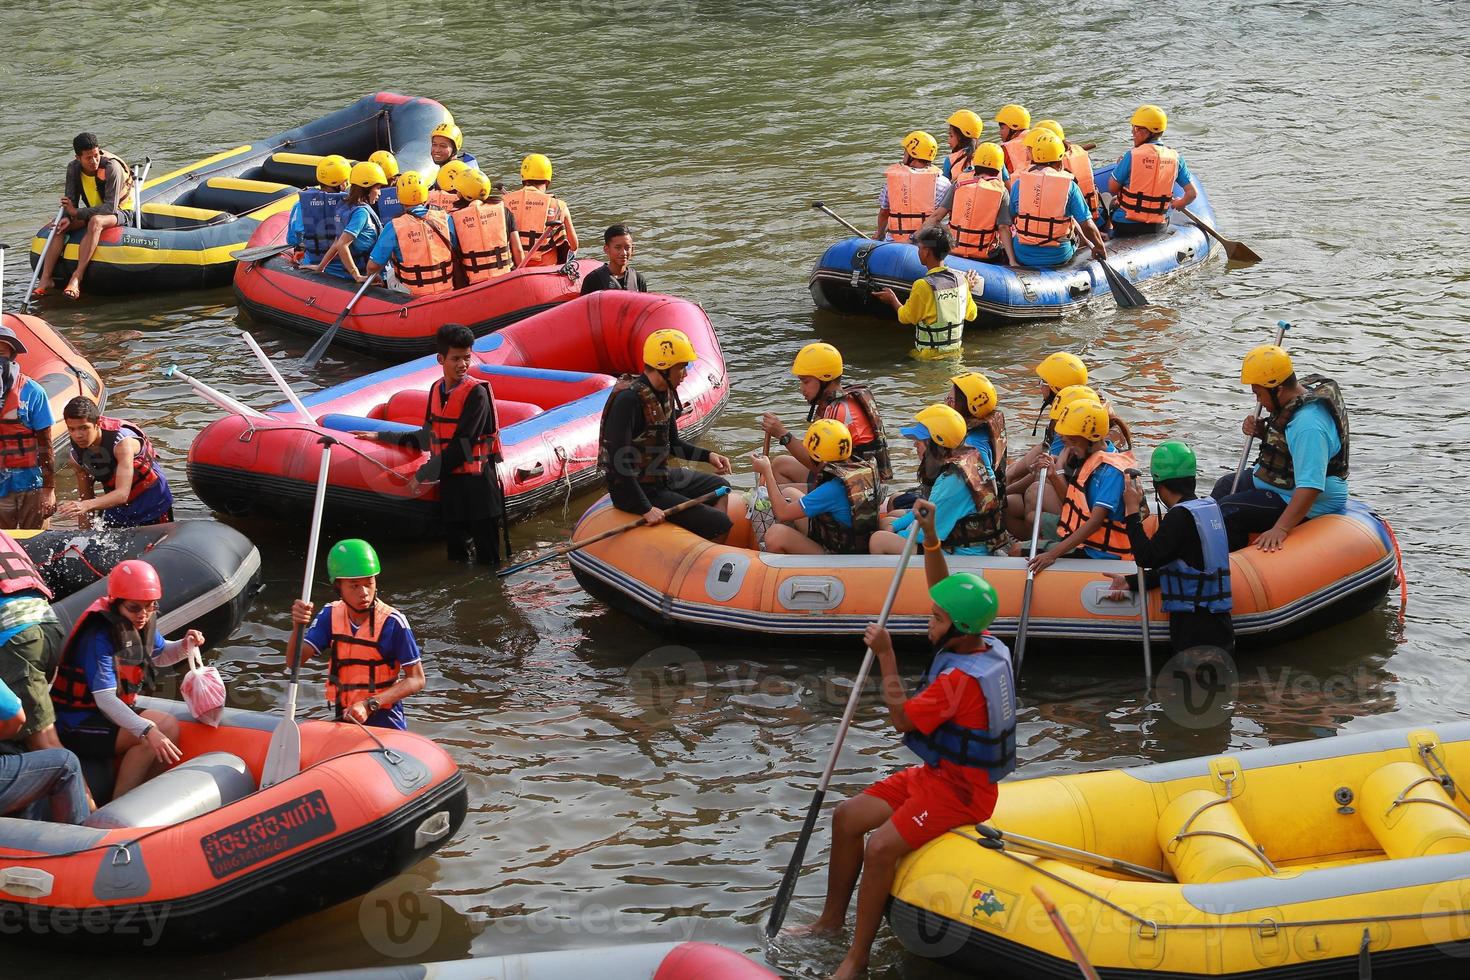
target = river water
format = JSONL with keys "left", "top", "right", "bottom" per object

{"left": 2, "top": 1, "right": 1469, "bottom": 976}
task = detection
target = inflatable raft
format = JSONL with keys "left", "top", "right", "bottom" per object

{"left": 0, "top": 697, "right": 466, "bottom": 951}
{"left": 27, "top": 93, "right": 447, "bottom": 295}
{"left": 187, "top": 292, "right": 728, "bottom": 534}
{"left": 264, "top": 942, "right": 778, "bottom": 979}
{"left": 889, "top": 723, "right": 1470, "bottom": 977}
{"left": 809, "top": 165, "right": 1217, "bottom": 326}
{"left": 235, "top": 212, "right": 593, "bottom": 360}
{"left": 2, "top": 312, "right": 105, "bottom": 444}
{"left": 567, "top": 496, "right": 1395, "bottom": 650}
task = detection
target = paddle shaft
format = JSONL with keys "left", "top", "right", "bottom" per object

{"left": 242, "top": 331, "right": 314, "bottom": 423}
{"left": 0, "top": 244, "right": 6, "bottom": 310}
{"left": 1231, "top": 320, "right": 1292, "bottom": 491}
{"left": 810, "top": 201, "right": 871, "bottom": 240}
{"left": 1013, "top": 467, "right": 1048, "bottom": 678}
{"left": 977, "top": 826, "right": 1174, "bottom": 883}
{"left": 165, "top": 365, "right": 269, "bottom": 418}
{"left": 22, "top": 207, "right": 66, "bottom": 311}
{"left": 1032, "top": 886, "right": 1103, "bottom": 980}
{"left": 301, "top": 274, "right": 375, "bottom": 368}
{"left": 765, "top": 520, "right": 922, "bottom": 937}
{"left": 132, "top": 157, "right": 151, "bottom": 230}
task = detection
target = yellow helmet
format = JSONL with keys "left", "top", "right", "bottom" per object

{"left": 521, "top": 153, "right": 554, "bottom": 182}
{"left": 455, "top": 168, "right": 491, "bottom": 202}
{"left": 368, "top": 150, "right": 399, "bottom": 182}
{"left": 1022, "top": 128, "right": 1051, "bottom": 150}
{"left": 436, "top": 160, "right": 469, "bottom": 192}
{"left": 349, "top": 161, "right": 388, "bottom": 189}
{"left": 1054, "top": 398, "right": 1109, "bottom": 441}
{"left": 972, "top": 142, "right": 1005, "bottom": 173}
{"left": 643, "top": 329, "right": 697, "bottom": 370}
{"left": 1030, "top": 131, "right": 1066, "bottom": 164}
{"left": 951, "top": 372, "right": 998, "bottom": 418}
{"left": 1036, "top": 352, "right": 1088, "bottom": 391}
{"left": 791, "top": 342, "right": 843, "bottom": 382}
{"left": 804, "top": 419, "right": 855, "bottom": 464}
{"left": 947, "top": 109, "right": 983, "bottom": 140}
{"left": 430, "top": 121, "right": 464, "bottom": 152}
{"left": 396, "top": 171, "right": 429, "bottom": 208}
{"left": 1131, "top": 104, "right": 1168, "bottom": 135}
{"left": 316, "top": 154, "right": 351, "bottom": 188}
{"left": 1049, "top": 384, "right": 1099, "bottom": 421}
{"left": 901, "top": 130, "right": 939, "bottom": 163}
{"left": 994, "top": 104, "right": 1031, "bottom": 131}
{"left": 1240, "top": 344, "right": 1294, "bottom": 388}
{"left": 904, "top": 404, "right": 968, "bottom": 450}
{"left": 1036, "top": 119, "right": 1066, "bottom": 140}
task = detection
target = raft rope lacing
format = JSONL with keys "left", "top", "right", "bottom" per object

{"left": 1168, "top": 772, "right": 1278, "bottom": 873}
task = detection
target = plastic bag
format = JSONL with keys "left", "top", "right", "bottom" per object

{"left": 748, "top": 485, "right": 776, "bottom": 552}
{"left": 180, "top": 645, "right": 226, "bottom": 727}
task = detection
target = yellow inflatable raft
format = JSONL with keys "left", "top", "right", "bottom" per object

{"left": 888, "top": 724, "right": 1470, "bottom": 977}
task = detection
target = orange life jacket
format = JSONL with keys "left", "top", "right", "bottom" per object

{"left": 427, "top": 189, "right": 458, "bottom": 211}
{"left": 502, "top": 186, "right": 568, "bottom": 267}
{"left": 428, "top": 376, "right": 496, "bottom": 476}
{"left": 948, "top": 174, "right": 1006, "bottom": 259}
{"left": 1012, "top": 168, "right": 1076, "bottom": 247}
{"left": 947, "top": 146, "right": 973, "bottom": 179}
{"left": 323, "top": 599, "right": 402, "bottom": 716}
{"left": 1117, "top": 143, "right": 1179, "bottom": 224}
{"left": 1001, "top": 131, "right": 1031, "bottom": 175}
{"left": 391, "top": 208, "right": 455, "bottom": 296}
{"left": 883, "top": 163, "right": 940, "bottom": 242}
{"left": 0, "top": 530, "right": 50, "bottom": 599}
{"left": 453, "top": 201, "right": 513, "bottom": 284}
{"left": 69, "top": 417, "right": 161, "bottom": 504}
{"left": 1056, "top": 449, "right": 1137, "bottom": 559}
{"left": 0, "top": 379, "right": 41, "bottom": 472}
{"left": 51, "top": 598, "right": 156, "bottom": 712}
{"left": 1062, "top": 143, "right": 1099, "bottom": 212}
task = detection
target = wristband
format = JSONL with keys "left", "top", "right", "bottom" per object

{"left": 778, "top": 432, "right": 794, "bottom": 447}
{"left": 923, "top": 538, "right": 942, "bottom": 553}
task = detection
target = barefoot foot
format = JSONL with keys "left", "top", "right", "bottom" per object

{"left": 63, "top": 277, "right": 82, "bottom": 300}
{"left": 828, "top": 954, "right": 869, "bottom": 980}
{"left": 783, "top": 918, "right": 843, "bottom": 938}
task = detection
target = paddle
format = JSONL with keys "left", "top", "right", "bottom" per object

{"left": 163, "top": 364, "right": 269, "bottom": 418}
{"left": 1231, "top": 319, "right": 1292, "bottom": 492}
{"left": 1032, "top": 886, "right": 1102, "bottom": 980}
{"left": 22, "top": 207, "right": 66, "bottom": 311}
{"left": 230, "top": 242, "right": 297, "bottom": 263}
{"left": 242, "top": 331, "right": 314, "bottom": 423}
{"left": 301, "top": 274, "right": 375, "bottom": 369}
{"left": 0, "top": 243, "right": 8, "bottom": 309}
{"left": 260, "top": 435, "right": 335, "bottom": 789}
{"left": 497, "top": 487, "right": 730, "bottom": 578}
{"left": 1012, "top": 467, "right": 1048, "bottom": 679}
{"left": 130, "top": 156, "right": 151, "bottom": 231}
{"left": 1179, "top": 206, "right": 1261, "bottom": 265}
{"left": 972, "top": 824, "right": 1174, "bottom": 883}
{"left": 1098, "top": 257, "right": 1148, "bottom": 308}
{"left": 810, "top": 201, "right": 872, "bottom": 240}
{"left": 765, "top": 519, "right": 923, "bottom": 937}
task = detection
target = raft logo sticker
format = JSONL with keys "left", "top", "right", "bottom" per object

{"left": 966, "top": 880, "right": 1017, "bottom": 928}
{"left": 119, "top": 233, "right": 158, "bottom": 249}
{"left": 200, "top": 789, "right": 337, "bottom": 879}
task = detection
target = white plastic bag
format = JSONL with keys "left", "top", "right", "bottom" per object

{"left": 747, "top": 485, "right": 776, "bottom": 552}
{"left": 180, "top": 645, "right": 227, "bottom": 727}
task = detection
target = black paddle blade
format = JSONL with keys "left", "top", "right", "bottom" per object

{"left": 230, "top": 242, "right": 294, "bottom": 262}
{"left": 1100, "top": 260, "right": 1148, "bottom": 308}
{"left": 300, "top": 322, "right": 341, "bottom": 370}
{"left": 765, "top": 789, "right": 827, "bottom": 937}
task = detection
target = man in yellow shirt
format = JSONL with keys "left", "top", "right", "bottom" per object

{"left": 873, "top": 227, "right": 979, "bottom": 359}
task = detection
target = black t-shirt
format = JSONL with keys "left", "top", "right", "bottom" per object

{"left": 581, "top": 264, "right": 648, "bottom": 295}
{"left": 1126, "top": 500, "right": 1235, "bottom": 652}
{"left": 601, "top": 382, "right": 708, "bottom": 513}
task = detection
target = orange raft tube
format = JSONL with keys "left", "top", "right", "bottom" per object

{"left": 566, "top": 495, "right": 1397, "bottom": 650}
{"left": 0, "top": 697, "right": 466, "bottom": 951}
{"left": 1, "top": 312, "right": 106, "bottom": 444}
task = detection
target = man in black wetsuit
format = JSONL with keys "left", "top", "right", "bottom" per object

{"left": 580, "top": 224, "right": 648, "bottom": 295}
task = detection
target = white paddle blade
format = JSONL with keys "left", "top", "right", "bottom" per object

{"left": 259, "top": 714, "right": 301, "bottom": 788}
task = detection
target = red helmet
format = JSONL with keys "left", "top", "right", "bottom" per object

{"left": 108, "top": 560, "right": 162, "bottom": 601}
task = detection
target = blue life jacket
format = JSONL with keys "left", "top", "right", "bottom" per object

{"left": 377, "top": 185, "right": 405, "bottom": 224}
{"left": 1159, "top": 497, "right": 1233, "bottom": 614}
{"left": 903, "top": 640, "right": 1018, "bottom": 780}
{"left": 298, "top": 188, "right": 348, "bottom": 258}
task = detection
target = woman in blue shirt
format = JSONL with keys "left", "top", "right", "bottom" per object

{"left": 313, "top": 161, "right": 387, "bottom": 281}
{"left": 750, "top": 420, "right": 877, "bottom": 555}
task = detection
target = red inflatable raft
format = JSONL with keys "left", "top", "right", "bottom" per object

{"left": 186, "top": 291, "right": 727, "bottom": 534}
{"left": 235, "top": 211, "right": 596, "bottom": 360}
{"left": 0, "top": 697, "right": 466, "bottom": 951}
{"left": 1, "top": 312, "right": 105, "bottom": 444}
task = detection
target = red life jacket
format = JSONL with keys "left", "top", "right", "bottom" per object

{"left": 428, "top": 377, "right": 496, "bottom": 476}
{"left": 69, "top": 417, "right": 161, "bottom": 504}
{"left": 883, "top": 163, "right": 940, "bottom": 242}
{"left": 1012, "top": 168, "right": 1076, "bottom": 247}
{"left": 1117, "top": 143, "right": 1179, "bottom": 224}
{"left": 322, "top": 599, "right": 402, "bottom": 716}
{"left": 948, "top": 174, "right": 1005, "bottom": 259}
{"left": 0, "top": 378, "right": 41, "bottom": 472}
{"left": 51, "top": 598, "right": 156, "bottom": 712}
{"left": 1057, "top": 449, "right": 1137, "bottom": 559}
{"left": 811, "top": 385, "right": 892, "bottom": 482}
{"left": 0, "top": 530, "right": 51, "bottom": 599}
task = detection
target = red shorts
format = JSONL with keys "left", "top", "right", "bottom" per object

{"left": 864, "top": 763, "right": 998, "bottom": 849}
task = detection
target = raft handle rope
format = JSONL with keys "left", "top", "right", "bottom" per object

{"left": 1380, "top": 514, "right": 1408, "bottom": 628}
{"left": 1387, "top": 775, "right": 1470, "bottom": 824}
{"left": 1169, "top": 780, "right": 1279, "bottom": 873}
{"left": 234, "top": 420, "right": 413, "bottom": 484}
{"left": 1421, "top": 744, "right": 1470, "bottom": 807}
{"left": 347, "top": 714, "right": 404, "bottom": 767}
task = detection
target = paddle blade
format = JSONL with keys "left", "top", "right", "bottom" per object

{"left": 765, "top": 789, "right": 826, "bottom": 937}
{"left": 1100, "top": 260, "right": 1148, "bottom": 308}
{"left": 1225, "top": 240, "right": 1263, "bottom": 265}
{"left": 230, "top": 242, "right": 294, "bottom": 262}
{"left": 259, "top": 714, "right": 300, "bottom": 788}
{"left": 300, "top": 321, "right": 342, "bottom": 370}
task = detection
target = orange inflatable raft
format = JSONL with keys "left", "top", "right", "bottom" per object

{"left": 567, "top": 495, "right": 1398, "bottom": 650}
{"left": 1, "top": 312, "right": 105, "bottom": 442}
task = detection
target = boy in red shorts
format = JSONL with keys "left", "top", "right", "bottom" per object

{"left": 787, "top": 499, "right": 1016, "bottom": 980}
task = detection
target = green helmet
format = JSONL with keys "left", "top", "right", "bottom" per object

{"left": 1150, "top": 441, "right": 1198, "bottom": 482}
{"left": 327, "top": 539, "right": 381, "bottom": 582}
{"left": 929, "top": 573, "right": 999, "bottom": 635}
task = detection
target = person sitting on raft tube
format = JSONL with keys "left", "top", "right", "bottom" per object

{"left": 290, "top": 539, "right": 425, "bottom": 730}
{"left": 51, "top": 560, "right": 204, "bottom": 798}
{"left": 0, "top": 528, "right": 64, "bottom": 757}
{"left": 1107, "top": 441, "right": 1236, "bottom": 654}
{"left": 875, "top": 131, "right": 949, "bottom": 243}
{"left": 55, "top": 397, "right": 174, "bottom": 529}
{"left": 1004, "top": 351, "right": 1088, "bottom": 530}
{"left": 871, "top": 404, "right": 1012, "bottom": 557}
{"left": 1011, "top": 131, "right": 1109, "bottom": 270}
{"left": 451, "top": 169, "right": 523, "bottom": 284}
{"left": 581, "top": 224, "right": 648, "bottom": 295}
{"left": 1027, "top": 398, "right": 1136, "bottom": 572}
{"left": 428, "top": 120, "right": 477, "bottom": 175}
{"left": 759, "top": 342, "right": 892, "bottom": 490}
{"left": 1034, "top": 119, "right": 1101, "bottom": 222}
{"left": 32, "top": 132, "right": 136, "bottom": 302}
{"left": 0, "top": 327, "right": 57, "bottom": 531}
{"left": 941, "top": 109, "right": 1007, "bottom": 182}
{"left": 287, "top": 154, "right": 351, "bottom": 268}
{"left": 750, "top": 420, "right": 880, "bottom": 556}
{"left": 597, "top": 328, "right": 734, "bottom": 542}
{"left": 365, "top": 172, "right": 460, "bottom": 298}
{"left": 0, "top": 676, "right": 89, "bottom": 824}
{"left": 993, "top": 103, "right": 1032, "bottom": 176}
{"left": 503, "top": 154, "right": 579, "bottom": 268}
{"left": 872, "top": 226, "right": 980, "bottom": 359}
{"left": 785, "top": 506, "right": 1015, "bottom": 980}
{"left": 1211, "top": 344, "right": 1349, "bottom": 553}
{"left": 922, "top": 143, "right": 1016, "bottom": 266}
{"left": 370, "top": 150, "right": 406, "bottom": 223}
{"left": 355, "top": 324, "right": 505, "bottom": 565}
{"left": 948, "top": 372, "right": 1008, "bottom": 492}
{"left": 311, "top": 161, "right": 387, "bottom": 283}
{"left": 1107, "top": 104, "right": 1197, "bottom": 238}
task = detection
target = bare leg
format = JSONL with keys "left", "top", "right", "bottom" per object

{"left": 772, "top": 455, "right": 812, "bottom": 486}
{"left": 112, "top": 709, "right": 179, "bottom": 796}
{"left": 35, "top": 219, "right": 77, "bottom": 295}
{"left": 785, "top": 793, "right": 893, "bottom": 936}
{"left": 765, "top": 524, "right": 825, "bottom": 555}
{"left": 831, "top": 822, "right": 914, "bottom": 979}
{"left": 868, "top": 529, "right": 906, "bottom": 555}
{"left": 65, "top": 213, "right": 118, "bottom": 298}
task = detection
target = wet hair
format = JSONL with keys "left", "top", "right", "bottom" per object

{"left": 604, "top": 224, "right": 632, "bottom": 244}
{"left": 63, "top": 396, "right": 100, "bottom": 423}
{"left": 73, "top": 133, "right": 99, "bottom": 155}
{"left": 1156, "top": 476, "right": 1196, "bottom": 498}
{"left": 436, "top": 323, "right": 475, "bottom": 355}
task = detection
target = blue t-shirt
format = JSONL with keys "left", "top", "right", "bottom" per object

{"left": 54, "top": 621, "right": 165, "bottom": 728}
{"left": 1078, "top": 460, "right": 1126, "bottom": 560}
{"left": 963, "top": 428, "right": 996, "bottom": 480}
{"left": 799, "top": 478, "right": 853, "bottom": 526}
{"left": 889, "top": 471, "right": 993, "bottom": 556}
{"left": 1010, "top": 177, "right": 1093, "bottom": 267}
{"left": 1253, "top": 400, "right": 1349, "bottom": 517}
{"left": 1111, "top": 141, "right": 1194, "bottom": 225}
{"left": 302, "top": 603, "right": 422, "bottom": 730}
{"left": 0, "top": 379, "right": 54, "bottom": 496}
{"left": 0, "top": 676, "right": 20, "bottom": 726}
{"left": 368, "top": 205, "right": 459, "bottom": 270}
{"left": 286, "top": 200, "right": 303, "bottom": 247}
{"left": 323, "top": 204, "right": 382, "bottom": 279}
